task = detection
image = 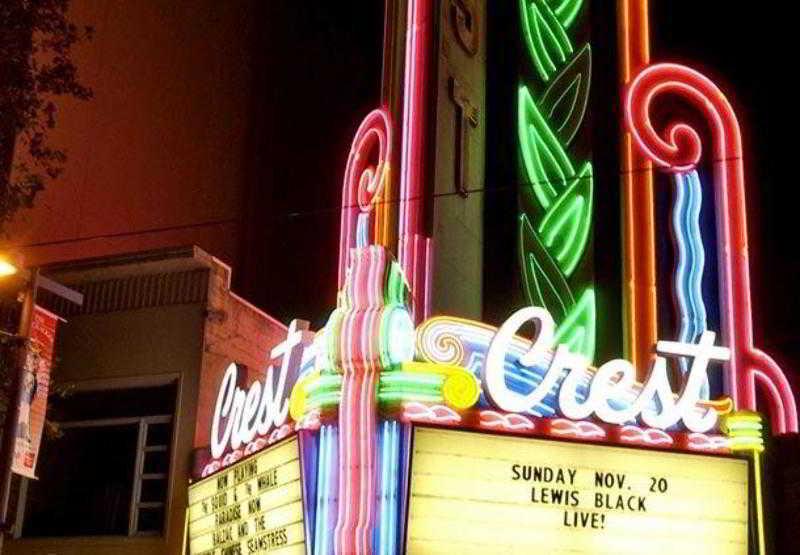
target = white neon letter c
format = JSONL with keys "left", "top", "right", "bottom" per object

{"left": 483, "top": 307, "right": 555, "bottom": 413}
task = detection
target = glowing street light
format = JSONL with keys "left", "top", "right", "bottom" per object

{"left": 0, "top": 258, "right": 19, "bottom": 278}
{"left": 0, "top": 256, "right": 82, "bottom": 530}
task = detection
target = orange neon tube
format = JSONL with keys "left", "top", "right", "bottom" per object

{"left": 618, "top": 0, "right": 658, "bottom": 376}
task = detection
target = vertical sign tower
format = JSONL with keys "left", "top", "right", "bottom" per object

{"left": 517, "top": 0, "right": 596, "bottom": 363}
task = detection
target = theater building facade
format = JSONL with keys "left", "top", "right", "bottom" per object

{"left": 185, "top": 1, "right": 799, "bottom": 555}
{"left": 3, "top": 247, "right": 286, "bottom": 554}
{"left": 2, "top": 1, "right": 795, "bottom": 554}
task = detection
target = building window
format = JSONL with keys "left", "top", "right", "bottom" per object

{"left": 20, "top": 383, "right": 176, "bottom": 538}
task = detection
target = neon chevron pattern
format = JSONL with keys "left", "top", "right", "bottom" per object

{"left": 517, "top": 0, "right": 595, "bottom": 363}
{"left": 520, "top": 0, "right": 576, "bottom": 82}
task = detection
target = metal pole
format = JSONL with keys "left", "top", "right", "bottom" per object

{"left": 0, "top": 268, "right": 38, "bottom": 532}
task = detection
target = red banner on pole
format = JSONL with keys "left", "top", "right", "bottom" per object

{"left": 12, "top": 306, "right": 60, "bottom": 479}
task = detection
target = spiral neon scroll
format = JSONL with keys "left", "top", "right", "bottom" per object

{"left": 338, "top": 108, "right": 393, "bottom": 290}
{"left": 625, "top": 63, "right": 798, "bottom": 434}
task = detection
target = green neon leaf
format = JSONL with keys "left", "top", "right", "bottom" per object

{"left": 384, "top": 261, "right": 410, "bottom": 306}
{"left": 554, "top": 287, "right": 596, "bottom": 362}
{"left": 541, "top": 44, "right": 592, "bottom": 145}
{"left": 518, "top": 85, "right": 575, "bottom": 210}
{"left": 548, "top": 0, "right": 584, "bottom": 29}
{"left": 537, "top": 161, "right": 593, "bottom": 277}
{"left": 519, "top": 213, "right": 575, "bottom": 322}
{"left": 519, "top": 0, "right": 573, "bottom": 82}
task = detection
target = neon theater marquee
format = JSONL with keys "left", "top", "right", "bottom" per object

{"left": 186, "top": 2, "right": 796, "bottom": 554}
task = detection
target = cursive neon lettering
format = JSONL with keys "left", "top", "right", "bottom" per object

{"left": 210, "top": 320, "right": 312, "bottom": 459}
{"left": 483, "top": 307, "right": 556, "bottom": 413}
{"left": 484, "top": 307, "right": 730, "bottom": 432}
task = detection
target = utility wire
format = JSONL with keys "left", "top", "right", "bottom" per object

{"left": 285, "top": 153, "right": 744, "bottom": 219}
{"left": 12, "top": 152, "right": 744, "bottom": 247}
{"left": 15, "top": 217, "right": 238, "bottom": 249}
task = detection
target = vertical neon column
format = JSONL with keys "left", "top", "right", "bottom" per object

{"left": 329, "top": 3, "right": 437, "bottom": 550}
{"left": 330, "top": 247, "right": 386, "bottom": 554}
{"left": 618, "top": 0, "right": 657, "bottom": 376}
{"left": 313, "top": 425, "right": 338, "bottom": 555}
{"left": 326, "top": 244, "right": 414, "bottom": 554}
{"left": 671, "top": 171, "right": 707, "bottom": 351}
{"left": 376, "top": 421, "right": 400, "bottom": 555}
{"left": 517, "top": 0, "right": 596, "bottom": 362}
{"left": 398, "top": 0, "right": 433, "bottom": 324}
{"left": 625, "top": 63, "right": 798, "bottom": 433}
{"left": 333, "top": 103, "right": 403, "bottom": 554}
{"left": 672, "top": 170, "right": 709, "bottom": 397}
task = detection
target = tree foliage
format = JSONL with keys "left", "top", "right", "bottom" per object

{"left": 0, "top": 0, "right": 92, "bottom": 232}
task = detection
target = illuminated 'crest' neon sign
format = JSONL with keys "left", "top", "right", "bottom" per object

{"left": 483, "top": 306, "right": 728, "bottom": 432}
{"left": 196, "top": 3, "right": 796, "bottom": 555}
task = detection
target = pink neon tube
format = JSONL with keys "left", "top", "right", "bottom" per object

{"left": 333, "top": 247, "right": 386, "bottom": 554}
{"left": 398, "top": 0, "right": 433, "bottom": 323}
{"left": 399, "top": 0, "right": 430, "bottom": 240}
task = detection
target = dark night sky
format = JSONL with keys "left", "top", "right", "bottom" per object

{"left": 239, "top": 3, "right": 384, "bottom": 330}
{"left": 651, "top": 2, "right": 800, "bottom": 376}
{"left": 241, "top": 2, "right": 798, "bottom": 381}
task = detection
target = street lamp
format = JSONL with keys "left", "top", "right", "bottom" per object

{"left": 0, "top": 259, "right": 17, "bottom": 278}
{"left": 0, "top": 255, "right": 82, "bottom": 534}
{"left": 0, "top": 260, "right": 37, "bottom": 536}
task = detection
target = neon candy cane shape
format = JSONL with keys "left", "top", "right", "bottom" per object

{"left": 625, "top": 63, "right": 798, "bottom": 433}
{"left": 338, "top": 108, "right": 393, "bottom": 290}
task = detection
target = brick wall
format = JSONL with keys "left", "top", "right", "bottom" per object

{"left": 193, "top": 255, "right": 288, "bottom": 459}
